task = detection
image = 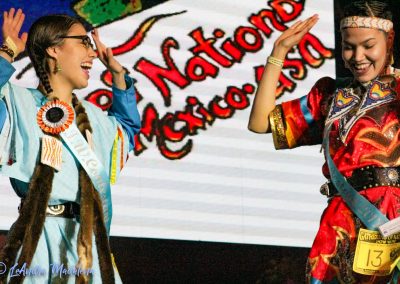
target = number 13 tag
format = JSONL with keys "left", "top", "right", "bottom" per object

{"left": 353, "top": 228, "right": 400, "bottom": 276}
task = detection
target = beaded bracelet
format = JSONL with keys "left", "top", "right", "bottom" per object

{"left": 5, "top": 37, "right": 18, "bottom": 56}
{"left": 267, "top": 56, "right": 284, "bottom": 68}
{"left": 0, "top": 44, "right": 14, "bottom": 60}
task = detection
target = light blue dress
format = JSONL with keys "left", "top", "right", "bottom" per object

{"left": 0, "top": 56, "right": 141, "bottom": 283}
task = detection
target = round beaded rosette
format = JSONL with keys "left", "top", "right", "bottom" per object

{"left": 37, "top": 100, "right": 74, "bottom": 134}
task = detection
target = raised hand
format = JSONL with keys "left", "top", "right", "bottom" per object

{"left": 2, "top": 8, "right": 28, "bottom": 56}
{"left": 273, "top": 14, "right": 319, "bottom": 56}
{"left": 248, "top": 14, "right": 319, "bottom": 133}
{"left": 91, "top": 28, "right": 124, "bottom": 74}
{"left": 91, "top": 28, "right": 126, "bottom": 89}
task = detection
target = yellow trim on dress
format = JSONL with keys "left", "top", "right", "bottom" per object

{"left": 111, "top": 253, "right": 120, "bottom": 274}
{"left": 285, "top": 123, "right": 297, "bottom": 148}
{"left": 269, "top": 105, "right": 289, "bottom": 149}
{"left": 110, "top": 127, "right": 126, "bottom": 185}
{"left": 117, "top": 128, "right": 125, "bottom": 171}
{"left": 110, "top": 132, "right": 119, "bottom": 185}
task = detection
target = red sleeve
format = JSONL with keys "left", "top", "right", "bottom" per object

{"left": 270, "top": 77, "right": 336, "bottom": 149}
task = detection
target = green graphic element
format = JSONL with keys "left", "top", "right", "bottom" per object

{"left": 74, "top": 0, "right": 143, "bottom": 27}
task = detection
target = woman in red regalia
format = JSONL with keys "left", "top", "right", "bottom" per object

{"left": 249, "top": 1, "right": 400, "bottom": 283}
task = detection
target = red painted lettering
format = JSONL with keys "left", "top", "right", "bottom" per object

{"left": 134, "top": 38, "right": 189, "bottom": 106}
{"left": 234, "top": 26, "right": 263, "bottom": 53}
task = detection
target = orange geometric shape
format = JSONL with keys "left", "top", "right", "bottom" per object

{"left": 356, "top": 120, "right": 400, "bottom": 167}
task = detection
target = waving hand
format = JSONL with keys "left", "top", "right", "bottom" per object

{"left": 2, "top": 8, "right": 28, "bottom": 59}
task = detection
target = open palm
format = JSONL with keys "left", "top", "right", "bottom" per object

{"left": 91, "top": 28, "right": 124, "bottom": 74}
{"left": 2, "top": 8, "right": 28, "bottom": 55}
{"left": 274, "top": 14, "right": 319, "bottom": 53}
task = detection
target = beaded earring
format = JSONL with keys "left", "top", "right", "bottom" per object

{"left": 54, "top": 60, "right": 62, "bottom": 73}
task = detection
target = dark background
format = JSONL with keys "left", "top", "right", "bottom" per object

{"left": 0, "top": 231, "right": 309, "bottom": 283}
{"left": 334, "top": 0, "right": 400, "bottom": 77}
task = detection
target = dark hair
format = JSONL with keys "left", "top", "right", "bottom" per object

{"left": 343, "top": 1, "right": 392, "bottom": 20}
{"left": 26, "top": 15, "right": 83, "bottom": 94}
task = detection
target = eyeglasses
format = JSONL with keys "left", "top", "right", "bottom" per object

{"left": 59, "top": 35, "right": 94, "bottom": 49}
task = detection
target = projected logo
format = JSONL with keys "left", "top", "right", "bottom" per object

{"left": 6, "top": 0, "right": 334, "bottom": 160}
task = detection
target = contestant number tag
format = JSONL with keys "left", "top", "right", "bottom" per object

{"left": 353, "top": 228, "right": 400, "bottom": 276}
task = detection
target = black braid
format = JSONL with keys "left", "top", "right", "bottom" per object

{"left": 72, "top": 94, "right": 94, "bottom": 284}
{"left": 76, "top": 169, "right": 94, "bottom": 284}
{"left": 8, "top": 164, "right": 54, "bottom": 284}
{"left": 72, "top": 94, "right": 115, "bottom": 284}
{"left": 29, "top": 50, "right": 53, "bottom": 95}
{"left": 72, "top": 95, "right": 92, "bottom": 133}
{"left": 36, "top": 63, "right": 53, "bottom": 95}
{"left": 0, "top": 160, "right": 55, "bottom": 284}
{"left": 344, "top": 1, "right": 392, "bottom": 20}
{"left": 93, "top": 190, "right": 115, "bottom": 284}
{"left": 0, "top": 96, "right": 115, "bottom": 284}
{"left": 0, "top": 98, "right": 63, "bottom": 283}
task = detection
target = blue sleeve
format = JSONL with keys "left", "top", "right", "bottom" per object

{"left": 0, "top": 56, "right": 14, "bottom": 132}
{"left": 0, "top": 56, "right": 16, "bottom": 88}
{"left": 108, "top": 75, "right": 141, "bottom": 151}
{"left": 0, "top": 99, "right": 7, "bottom": 132}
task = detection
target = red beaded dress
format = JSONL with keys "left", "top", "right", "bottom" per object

{"left": 269, "top": 74, "right": 400, "bottom": 283}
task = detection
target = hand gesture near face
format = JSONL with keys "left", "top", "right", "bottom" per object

{"left": 273, "top": 14, "right": 319, "bottom": 56}
{"left": 2, "top": 8, "right": 28, "bottom": 56}
{"left": 91, "top": 28, "right": 124, "bottom": 75}
{"left": 91, "top": 28, "right": 127, "bottom": 89}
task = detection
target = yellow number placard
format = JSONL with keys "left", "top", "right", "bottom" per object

{"left": 353, "top": 228, "right": 400, "bottom": 276}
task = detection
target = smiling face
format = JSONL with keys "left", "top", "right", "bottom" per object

{"left": 341, "top": 27, "right": 388, "bottom": 83}
{"left": 54, "top": 23, "right": 96, "bottom": 90}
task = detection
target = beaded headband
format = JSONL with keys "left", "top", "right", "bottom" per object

{"left": 340, "top": 16, "right": 393, "bottom": 32}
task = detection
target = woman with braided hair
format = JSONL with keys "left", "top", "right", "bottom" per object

{"left": 0, "top": 7, "right": 140, "bottom": 284}
{"left": 249, "top": 0, "right": 400, "bottom": 283}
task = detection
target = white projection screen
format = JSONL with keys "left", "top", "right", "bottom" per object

{"left": 0, "top": 0, "right": 335, "bottom": 248}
